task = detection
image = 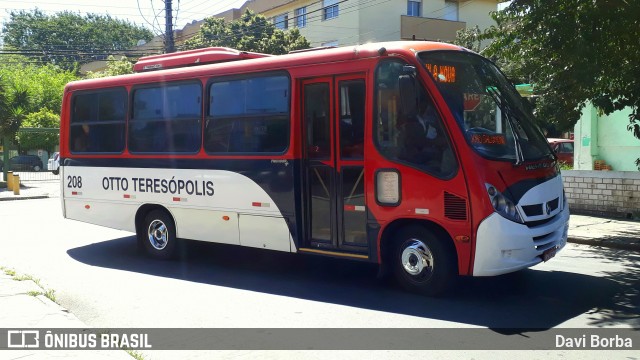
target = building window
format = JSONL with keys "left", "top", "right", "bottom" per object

{"left": 407, "top": 1, "right": 421, "bottom": 17}
{"left": 274, "top": 13, "right": 288, "bottom": 30}
{"left": 321, "top": 40, "right": 339, "bottom": 47}
{"left": 323, "top": 0, "right": 339, "bottom": 20}
{"left": 295, "top": 7, "right": 307, "bottom": 28}
{"left": 442, "top": 1, "right": 459, "bottom": 21}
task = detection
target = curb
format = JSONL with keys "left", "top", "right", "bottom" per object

{"left": 567, "top": 236, "right": 640, "bottom": 252}
{"left": 0, "top": 195, "right": 50, "bottom": 201}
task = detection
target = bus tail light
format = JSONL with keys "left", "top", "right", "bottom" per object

{"left": 376, "top": 170, "right": 400, "bottom": 206}
{"left": 485, "top": 183, "right": 523, "bottom": 224}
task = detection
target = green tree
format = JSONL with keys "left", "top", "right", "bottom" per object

{"left": 479, "top": 1, "right": 640, "bottom": 138}
{"left": 0, "top": 57, "right": 77, "bottom": 115}
{"left": 1, "top": 9, "right": 153, "bottom": 70}
{"left": 0, "top": 76, "right": 29, "bottom": 178}
{"left": 453, "top": 25, "right": 482, "bottom": 53}
{"left": 0, "top": 77, "right": 28, "bottom": 137}
{"left": 183, "top": 10, "right": 310, "bottom": 54}
{"left": 85, "top": 56, "right": 135, "bottom": 78}
{"left": 15, "top": 109, "right": 60, "bottom": 152}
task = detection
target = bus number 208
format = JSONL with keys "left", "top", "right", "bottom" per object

{"left": 67, "top": 176, "right": 83, "bottom": 189}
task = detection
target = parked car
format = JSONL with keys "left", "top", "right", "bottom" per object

{"left": 547, "top": 138, "right": 574, "bottom": 165}
{"left": 7, "top": 155, "right": 44, "bottom": 172}
{"left": 48, "top": 152, "right": 60, "bottom": 175}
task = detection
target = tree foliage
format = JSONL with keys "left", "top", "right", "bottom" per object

{"left": 16, "top": 109, "right": 60, "bottom": 151}
{"left": 1, "top": 9, "right": 153, "bottom": 69}
{"left": 453, "top": 25, "right": 482, "bottom": 53}
{"left": 0, "top": 56, "right": 77, "bottom": 115}
{"left": 478, "top": 0, "right": 640, "bottom": 136}
{"left": 85, "top": 56, "right": 135, "bottom": 78}
{"left": 0, "top": 76, "right": 29, "bottom": 138}
{"left": 183, "top": 10, "right": 310, "bottom": 54}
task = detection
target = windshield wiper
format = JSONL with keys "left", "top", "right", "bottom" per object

{"left": 485, "top": 86, "right": 525, "bottom": 165}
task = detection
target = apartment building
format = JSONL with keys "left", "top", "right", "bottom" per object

{"left": 238, "top": 0, "right": 499, "bottom": 47}
{"left": 80, "top": 0, "right": 498, "bottom": 73}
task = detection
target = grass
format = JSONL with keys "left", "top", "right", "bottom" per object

{"left": 1, "top": 266, "right": 57, "bottom": 303}
{"left": 124, "top": 349, "right": 147, "bottom": 360}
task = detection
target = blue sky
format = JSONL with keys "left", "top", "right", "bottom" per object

{"left": 1, "top": 0, "right": 246, "bottom": 34}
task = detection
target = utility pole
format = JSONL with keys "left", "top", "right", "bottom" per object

{"left": 165, "top": 0, "right": 175, "bottom": 53}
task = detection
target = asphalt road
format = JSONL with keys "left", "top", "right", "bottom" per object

{"left": 1, "top": 198, "right": 638, "bottom": 359}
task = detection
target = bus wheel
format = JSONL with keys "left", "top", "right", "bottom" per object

{"left": 392, "top": 226, "right": 456, "bottom": 296}
{"left": 141, "top": 210, "right": 177, "bottom": 260}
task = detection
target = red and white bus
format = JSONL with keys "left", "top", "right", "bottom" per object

{"left": 59, "top": 42, "right": 569, "bottom": 295}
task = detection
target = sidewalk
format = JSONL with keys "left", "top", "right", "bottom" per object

{"left": 0, "top": 271, "right": 133, "bottom": 359}
{"left": 0, "top": 179, "right": 60, "bottom": 200}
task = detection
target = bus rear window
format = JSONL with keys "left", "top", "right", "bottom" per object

{"left": 205, "top": 75, "right": 290, "bottom": 154}
{"left": 70, "top": 88, "right": 126, "bottom": 153}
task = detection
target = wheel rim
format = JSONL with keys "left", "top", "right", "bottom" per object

{"left": 34, "top": 165, "right": 41, "bottom": 171}
{"left": 147, "top": 219, "right": 169, "bottom": 250}
{"left": 400, "top": 239, "right": 434, "bottom": 281}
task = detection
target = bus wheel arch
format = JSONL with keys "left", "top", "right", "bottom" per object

{"left": 135, "top": 205, "right": 179, "bottom": 260}
{"left": 380, "top": 219, "right": 458, "bottom": 296}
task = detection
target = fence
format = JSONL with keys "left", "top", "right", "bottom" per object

{"left": 1, "top": 128, "right": 60, "bottom": 183}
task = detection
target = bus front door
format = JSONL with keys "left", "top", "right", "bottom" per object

{"left": 301, "top": 76, "right": 368, "bottom": 256}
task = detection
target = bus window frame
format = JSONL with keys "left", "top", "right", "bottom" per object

{"left": 204, "top": 70, "right": 292, "bottom": 156}
{"left": 128, "top": 79, "right": 204, "bottom": 155}
{"left": 69, "top": 87, "right": 128, "bottom": 155}
{"left": 373, "top": 58, "right": 459, "bottom": 180}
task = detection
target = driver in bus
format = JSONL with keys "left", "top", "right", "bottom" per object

{"left": 399, "top": 98, "right": 454, "bottom": 176}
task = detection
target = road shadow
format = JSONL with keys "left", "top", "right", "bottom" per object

{"left": 67, "top": 237, "right": 637, "bottom": 331}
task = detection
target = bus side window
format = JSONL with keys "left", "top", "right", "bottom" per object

{"left": 374, "top": 60, "right": 457, "bottom": 178}
{"left": 339, "top": 80, "right": 365, "bottom": 159}
{"left": 70, "top": 89, "right": 126, "bottom": 153}
{"left": 206, "top": 74, "right": 290, "bottom": 154}
{"left": 129, "top": 83, "right": 202, "bottom": 153}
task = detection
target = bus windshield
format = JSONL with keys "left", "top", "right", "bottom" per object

{"left": 418, "top": 51, "right": 552, "bottom": 163}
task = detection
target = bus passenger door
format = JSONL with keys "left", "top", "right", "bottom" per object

{"left": 301, "top": 76, "right": 368, "bottom": 256}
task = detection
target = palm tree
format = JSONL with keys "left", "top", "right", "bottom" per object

{"left": 1, "top": 76, "right": 29, "bottom": 180}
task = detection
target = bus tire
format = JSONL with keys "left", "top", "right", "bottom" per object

{"left": 392, "top": 226, "right": 457, "bottom": 296}
{"left": 141, "top": 210, "right": 178, "bottom": 260}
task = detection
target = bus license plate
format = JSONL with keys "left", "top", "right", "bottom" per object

{"left": 542, "top": 247, "right": 557, "bottom": 262}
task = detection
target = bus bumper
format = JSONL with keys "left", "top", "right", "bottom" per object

{"left": 472, "top": 207, "right": 569, "bottom": 276}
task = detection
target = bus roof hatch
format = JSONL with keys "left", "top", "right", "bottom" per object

{"left": 133, "top": 47, "right": 273, "bottom": 72}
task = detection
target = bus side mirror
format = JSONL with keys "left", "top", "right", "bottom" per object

{"left": 398, "top": 74, "right": 417, "bottom": 118}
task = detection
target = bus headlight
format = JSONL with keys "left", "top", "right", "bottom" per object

{"left": 486, "top": 183, "right": 523, "bottom": 223}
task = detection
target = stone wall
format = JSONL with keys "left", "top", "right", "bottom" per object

{"left": 562, "top": 170, "right": 640, "bottom": 219}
